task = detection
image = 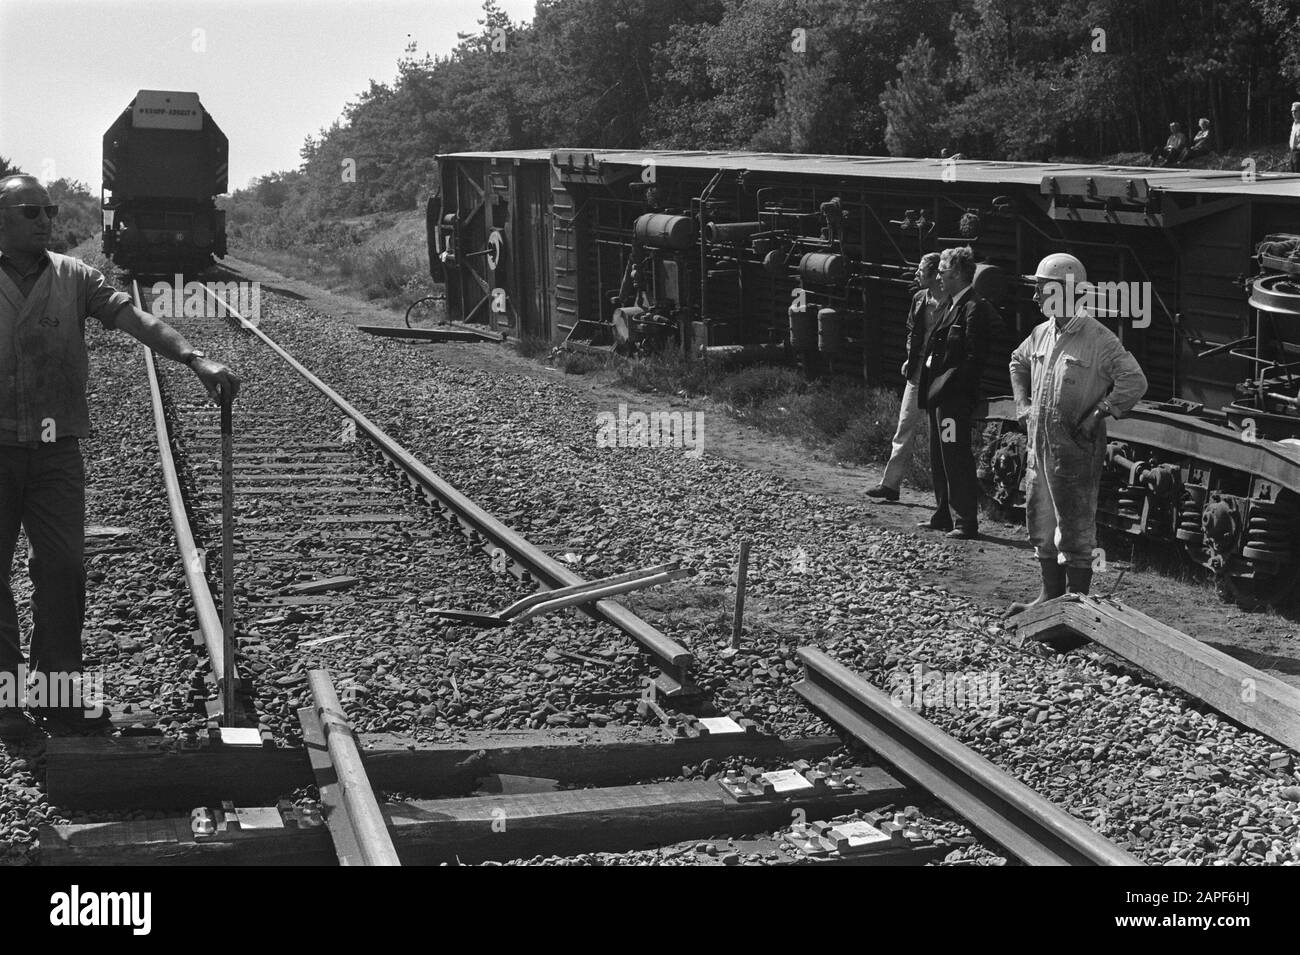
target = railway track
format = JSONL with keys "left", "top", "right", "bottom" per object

{"left": 25, "top": 278, "right": 1161, "bottom": 865}
{"left": 134, "top": 277, "right": 699, "bottom": 739}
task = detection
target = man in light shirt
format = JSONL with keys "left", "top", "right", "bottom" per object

{"left": 867, "top": 252, "right": 947, "bottom": 501}
{"left": 1289, "top": 102, "right": 1300, "bottom": 173}
{"left": 0, "top": 174, "right": 240, "bottom": 734}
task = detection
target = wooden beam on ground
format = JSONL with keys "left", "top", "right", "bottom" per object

{"left": 40, "top": 767, "right": 913, "bottom": 866}
{"left": 45, "top": 728, "right": 844, "bottom": 810}
{"left": 1014, "top": 594, "right": 1300, "bottom": 753}
{"left": 356, "top": 325, "right": 504, "bottom": 343}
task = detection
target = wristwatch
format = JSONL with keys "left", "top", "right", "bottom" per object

{"left": 183, "top": 349, "right": 207, "bottom": 367}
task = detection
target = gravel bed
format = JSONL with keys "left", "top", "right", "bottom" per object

{"left": 2, "top": 286, "right": 1296, "bottom": 867}
{"left": 214, "top": 296, "right": 1297, "bottom": 866}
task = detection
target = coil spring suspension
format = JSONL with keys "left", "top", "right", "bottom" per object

{"left": 1176, "top": 485, "right": 1205, "bottom": 544}
{"left": 1116, "top": 484, "right": 1144, "bottom": 522}
{"left": 1242, "top": 498, "right": 1296, "bottom": 564}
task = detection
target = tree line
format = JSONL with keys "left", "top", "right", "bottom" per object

{"left": 235, "top": 0, "right": 1300, "bottom": 224}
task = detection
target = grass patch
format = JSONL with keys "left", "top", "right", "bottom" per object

{"left": 614, "top": 353, "right": 933, "bottom": 488}
{"left": 715, "top": 365, "right": 807, "bottom": 408}
{"left": 560, "top": 351, "right": 607, "bottom": 375}
{"left": 229, "top": 210, "right": 436, "bottom": 313}
{"left": 237, "top": 240, "right": 437, "bottom": 310}
{"left": 614, "top": 348, "right": 729, "bottom": 397}
{"left": 514, "top": 334, "right": 553, "bottom": 360}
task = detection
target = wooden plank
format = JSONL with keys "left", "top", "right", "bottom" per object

{"left": 1017, "top": 595, "right": 1300, "bottom": 752}
{"left": 356, "top": 324, "right": 504, "bottom": 343}
{"left": 207, "top": 473, "right": 374, "bottom": 482}
{"left": 1009, "top": 599, "right": 1085, "bottom": 644}
{"left": 44, "top": 729, "right": 844, "bottom": 810}
{"left": 363, "top": 729, "right": 846, "bottom": 793}
{"left": 308, "top": 514, "right": 420, "bottom": 524}
{"left": 247, "top": 595, "right": 352, "bottom": 607}
{"left": 196, "top": 488, "right": 393, "bottom": 498}
{"left": 45, "top": 739, "right": 310, "bottom": 809}
{"left": 218, "top": 462, "right": 360, "bottom": 470}
{"left": 281, "top": 576, "right": 359, "bottom": 594}
{"left": 41, "top": 768, "right": 912, "bottom": 866}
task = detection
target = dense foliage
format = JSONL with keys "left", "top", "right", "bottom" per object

{"left": 222, "top": 0, "right": 1300, "bottom": 225}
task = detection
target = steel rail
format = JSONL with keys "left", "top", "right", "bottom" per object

{"left": 794, "top": 647, "right": 1143, "bottom": 866}
{"left": 135, "top": 281, "right": 238, "bottom": 712}
{"left": 306, "top": 670, "right": 401, "bottom": 866}
{"left": 201, "top": 286, "right": 696, "bottom": 691}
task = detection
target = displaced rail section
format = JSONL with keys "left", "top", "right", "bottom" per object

{"left": 795, "top": 648, "right": 1142, "bottom": 866}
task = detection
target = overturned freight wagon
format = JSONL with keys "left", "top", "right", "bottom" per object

{"left": 428, "top": 148, "right": 1300, "bottom": 603}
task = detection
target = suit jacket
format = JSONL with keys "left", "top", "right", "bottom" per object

{"left": 918, "top": 286, "right": 993, "bottom": 410}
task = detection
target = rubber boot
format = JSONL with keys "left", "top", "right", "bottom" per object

{"left": 1007, "top": 558, "right": 1067, "bottom": 616}
{"left": 1065, "top": 565, "right": 1093, "bottom": 596}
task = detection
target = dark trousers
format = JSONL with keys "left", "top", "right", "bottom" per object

{"left": 0, "top": 440, "right": 86, "bottom": 691}
{"left": 927, "top": 403, "right": 978, "bottom": 531}
{"left": 1291, "top": 150, "right": 1300, "bottom": 174}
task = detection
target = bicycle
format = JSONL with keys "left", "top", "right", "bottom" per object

{"left": 404, "top": 292, "right": 447, "bottom": 329}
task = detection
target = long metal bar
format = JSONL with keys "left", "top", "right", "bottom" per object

{"left": 512, "top": 567, "right": 688, "bottom": 623}
{"left": 307, "top": 670, "right": 401, "bottom": 866}
{"left": 203, "top": 286, "right": 695, "bottom": 688}
{"left": 219, "top": 386, "right": 236, "bottom": 725}
{"left": 494, "top": 562, "right": 679, "bottom": 619}
{"left": 431, "top": 569, "right": 686, "bottom": 628}
{"left": 731, "top": 539, "right": 749, "bottom": 649}
{"left": 135, "top": 282, "right": 233, "bottom": 703}
{"left": 794, "top": 647, "right": 1143, "bottom": 866}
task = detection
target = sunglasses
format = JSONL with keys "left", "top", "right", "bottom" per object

{"left": 3, "top": 204, "right": 59, "bottom": 220}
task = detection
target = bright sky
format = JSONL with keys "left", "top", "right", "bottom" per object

{"left": 0, "top": 0, "right": 539, "bottom": 194}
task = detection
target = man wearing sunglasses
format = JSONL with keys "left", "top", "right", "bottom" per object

{"left": 0, "top": 174, "right": 240, "bottom": 734}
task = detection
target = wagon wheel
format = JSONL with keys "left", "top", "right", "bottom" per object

{"left": 405, "top": 293, "right": 446, "bottom": 329}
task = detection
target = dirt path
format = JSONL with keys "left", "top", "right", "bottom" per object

{"left": 222, "top": 254, "right": 1300, "bottom": 690}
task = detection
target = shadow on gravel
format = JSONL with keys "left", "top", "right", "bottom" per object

{"left": 263, "top": 285, "right": 308, "bottom": 301}
{"left": 963, "top": 529, "right": 1035, "bottom": 551}
{"left": 1203, "top": 643, "right": 1300, "bottom": 677}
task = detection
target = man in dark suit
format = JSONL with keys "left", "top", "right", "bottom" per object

{"left": 917, "top": 246, "right": 992, "bottom": 539}
{"left": 867, "top": 252, "right": 946, "bottom": 501}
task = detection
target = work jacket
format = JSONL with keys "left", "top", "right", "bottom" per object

{"left": 1009, "top": 311, "right": 1148, "bottom": 465}
{"left": 0, "top": 252, "right": 131, "bottom": 444}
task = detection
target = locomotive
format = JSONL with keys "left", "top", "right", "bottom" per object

{"left": 426, "top": 148, "right": 1300, "bottom": 604}
{"left": 102, "top": 90, "right": 227, "bottom": 276}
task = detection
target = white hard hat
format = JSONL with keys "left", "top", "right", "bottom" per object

{"left": 1024, "top": 252, "right": 1086, "bottom": 284}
